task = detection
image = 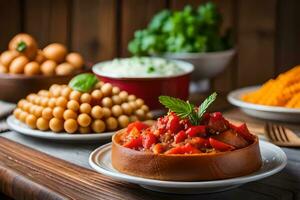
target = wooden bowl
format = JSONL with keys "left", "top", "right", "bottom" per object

{"left": 111, "top": 129, "right": 262, "bottom": 181}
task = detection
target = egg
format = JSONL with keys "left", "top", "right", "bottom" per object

{"left": 9, "top": 55, "right": 29, "bottom": 74}
{"left": 24, "top": 61, "right": 40, "bottom": 75}
{"left": 66, "top": 52, "right": 84, "bottom": 69}
{"left": 55, "top": 62, "right": 75, "bottom": 75}
{"left": 41, "top": 60, "right": 57, "bottom": 76}
{"left": 43, "top": 43, "right": 67, "bottom": 63}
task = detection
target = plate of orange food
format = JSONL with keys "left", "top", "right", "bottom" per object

{"left": 228, "top": 66, "right": 300, "bottom": 122}
{"left": 89, "top": 94, "right": 286, "bottom": 194}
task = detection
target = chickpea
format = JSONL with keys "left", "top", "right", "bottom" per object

{"left": 53, "top": 107, "right": 65, "bottom": 119}
{"left": 29, "top": 105, "right": 36, "bottom": 115}
{"left": 80, "top": 93, "right": 92, "bottom": 103}
{"left": 111, "top": 105, "right": 122, "bottom": 117}
{"left": 141, "top": 105, "right": 149, "bottom": 112}
{"left": 118, "top": 115, "right": 130, "bottom": 128}
{"left": 49, "top": 84, "right": 59, "bottom": 93}
{"left": 129, "top": 115, "right": 138, "bottom": 122}
{"left": 105, "top": 117, "right": 118, "bottom": 131}
{"left": 102, "top": 107, "right": 111, "bottom": 118}
{"left": 79, "top": 126, "right": 91, "bottom": 134}
{"left": 80, "top": 103, "right": 91, "bottom": 114}
{"left": 70, "top": 90, "right": 81, "bottom": 101}
{"left": 64, "top": 119, "right": 78, "bottom": 134}
{"left": 91, "top": 89, "right": 103, "bottom": 100}
{"left": 77, "top": 113, "right": 91, "bottom": 127}
{"left": 56, "top": 96, "right": 68, "bottom": 108}
{"left": 91, "top": 120, "right": 106, "bottom": 133}
{"left": 91, "top": 106, "right": 104, "bottom": 119}
{"left": 33, "top": 97, "right": 41, "bottom": 105}
{"left": 24, "top": 61, "right": 40, "bottom": 75}
{"left": 146, "top": 112, "right": 153, "bottom": 120}
{"left": 23, "top": 102, "right": 31, "bottom": 112}
{"left": 19, "top": 111, "right": 28, "bottom": 122}
{"left": 17, "top": 99, "right": 26, "bottom": 108}
{"left": 38, "top": 90, "right": 49, "bottom": 97}
{"left": 129, "top": 101, "right": 138, "bottom": 110}
{"left": 128, "top": 94, "right": 136, "bottom": 101}
{"left": 52, "top": 87, "right": 62, "bottom": 98}
{"left": 42, "top": 107, "right": 53, "bottom": 120}
{"left": 119, "top": 91, "right": 128, "bottom": 101}
{"left": 40, "top": 98, "right": 49, "bottom": 107}
{"left": 41, "top": 60, "right": 56, "bottom": 76}
{"left": 36, "top": 117, "right": 49, "bottom": 131}
{"left": 49, "top": 118, "right": 64, "bottom": 132}
{"left": 121, "top": 103, "right": 133, "bottom": 115}
{"left": 34, "top": 106, "right": 43, "bottom": 118}
{"left": 25, "top": 114, "right": 37, "bottom": 129}
{"left": 13, "top": 108, "right": 21, "bottom": 119}
{"left": 112, "top": 86, "right": 120, "bottom": 95}
{"left": 135, "top": 98, "right": 144, "bottom": 108}
{"left": 95, "top": 81, "right": 104, "bottom": 89}
{"left": 112, "top": 95, "right": 122, "bottom": 105}
{"left": 48, "top": 98, "right": 56, "bottom": 108}
{"left": 101, "top": 97, "right": 113, "bottom": 108}
{"left": 101, "top": 83, "right": 112, "bottom": 96}
{"left": 135, "top": 109, "right": 145, "bottom": 120}
{"left": 61, "top": 87, "right": 72, "bottom": 98}
{"left": 67, "top": 100, "right": 79, "bottom": 111}
{"left": 63, "top": 109, "right": 77, "bottom": 120}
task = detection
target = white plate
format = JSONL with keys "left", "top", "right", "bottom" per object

{"left": 227, "top": 86, "right": 300, "bottom": 122}
{"left": 7, "top": 115, "right": 114, "bottom": 142}
{"left": 89, "top": 141, "right": 287, "bottom": 194}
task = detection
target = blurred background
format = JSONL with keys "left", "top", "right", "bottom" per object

{"left": 0, "top": 0, "right": 299, "bottom": 95}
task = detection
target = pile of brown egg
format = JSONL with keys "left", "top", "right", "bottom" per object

{"left": 13, "top": 82, "right": 152, "bottom": 134}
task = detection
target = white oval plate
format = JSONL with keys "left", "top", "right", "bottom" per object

{"left": 7, "top": 115, "right": 114, "bottom": 142}
{"left": 227, "top": 86, "right": 300, "bottom": 122}
{"left": 89, "top": 141, "right": 287, "bottom": 194}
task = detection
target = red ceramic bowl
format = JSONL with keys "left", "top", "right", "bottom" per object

{"left": 92, "top": 59, "right": 194, "bottom": 110}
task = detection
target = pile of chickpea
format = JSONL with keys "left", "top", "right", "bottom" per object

{"left": 13, "top": 82, "right": 152, "bottom": 134}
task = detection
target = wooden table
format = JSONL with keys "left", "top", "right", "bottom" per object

{"left": 0, "top": 109, "right": 299, "bottom": 200}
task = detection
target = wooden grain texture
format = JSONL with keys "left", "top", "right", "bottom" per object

{"left": 0, "top": 0, "right": 21, "bottom": 52}
{"left": 24, "top": 0, "right": 70, "bottom": 48}
{"left": 71, "top": 0, "right": 117, "bottom": 62}
{"left": 120, "top": 0, "right": 167, "bottom": 57}
{"left": 236, "top": 0, "right": 277, "bottom": 87}
{"left": 275, "top": 0, "right": 300, "bottom": 74}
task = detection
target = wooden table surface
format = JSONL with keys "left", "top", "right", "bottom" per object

{"left": 0, "top": 109, "right": 299, "bottom": 200}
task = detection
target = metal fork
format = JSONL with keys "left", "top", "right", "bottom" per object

{"left": 265, "top": 123, "right": 300, "bottom": 147}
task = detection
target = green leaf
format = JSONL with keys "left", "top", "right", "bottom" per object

{"left": 17, "top": 41, "right": 27, "bottom": 52}
{"left": 159, "top": 96, "right": 193, "bottom": 119}
{"left": 69, "top": 73, "right": 99, "bottom": 93}
{"left": 198, "top": 92, "right": 217, "bottom": 118}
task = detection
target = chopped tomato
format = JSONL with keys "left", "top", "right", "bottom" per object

{"left": 230, "top": 123, "right": 255, "bottom": 142}
{"left": 165, "top": 143, "right": 201, "bottom": 154}
{"left": 166, "top": 114, "right": 181, "bottom": 133}
{"left": 152, "top": 143, "right": 164, "bottom": 154}
{"left": 174, "top": 130, "right": 187, "bottom": 143}
{"left": 127, "top": 121, "right": 149, "bottom": 133}
{"left": 190, "top": 137, "right": 210, "bottom": 148}
{"left": 123, "top": 135, "right": 142, "bottom": 149}
{"left": 142, "top": 133, "right": 157, "bottom": 149}
{"left": 186, "top": 126, "right": 206, "bottom": 137}
{"left": 209, "top": 138, "right": 235, "bottom": 151}
{"left": 213, "top": 129, "right": 248, "bottom": 149}
{"left": 127, "top": 127, "right": 140, "bottom": 139}
{"left": 208, "top": 112, "right": 229, "bottom": 133}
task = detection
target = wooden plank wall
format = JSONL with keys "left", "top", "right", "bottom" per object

{"left": 0, "top": 0, "right": 289, "bottom": 93}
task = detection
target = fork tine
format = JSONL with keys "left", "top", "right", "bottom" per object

{"left": 270, "top": 123, "right": 281, "bottom": 142}
{"left": 278, "top": 125, "right": 290, "bottom": 142}
{"left": 273, "top": 124, "right": 287, "bottom": 142}
{"left": 266, "top": 123, "right": 277, "bottom": 141}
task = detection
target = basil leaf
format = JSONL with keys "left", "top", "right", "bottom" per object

{"left": 198, "top": 92, "right": 217, "bottom": 118}
{"left": 69, "top": 73, "right": 99, "bottom": 93}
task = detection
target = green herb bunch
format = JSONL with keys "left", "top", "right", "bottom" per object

{"left": 159, "top": 92, "right": 217, "bottom": 125}
{"left": 128, "top": 2, "right": 232, "bottom": 56}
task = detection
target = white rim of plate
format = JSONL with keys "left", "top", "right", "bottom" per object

{"left": 227, "top": 86, "right": 300, "bottom": 113}
{"left": 7, "top": 115, "right": 114, "bottom": 140}
{"left": 89, "top": 141, "right": 287, "bottom": 188}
